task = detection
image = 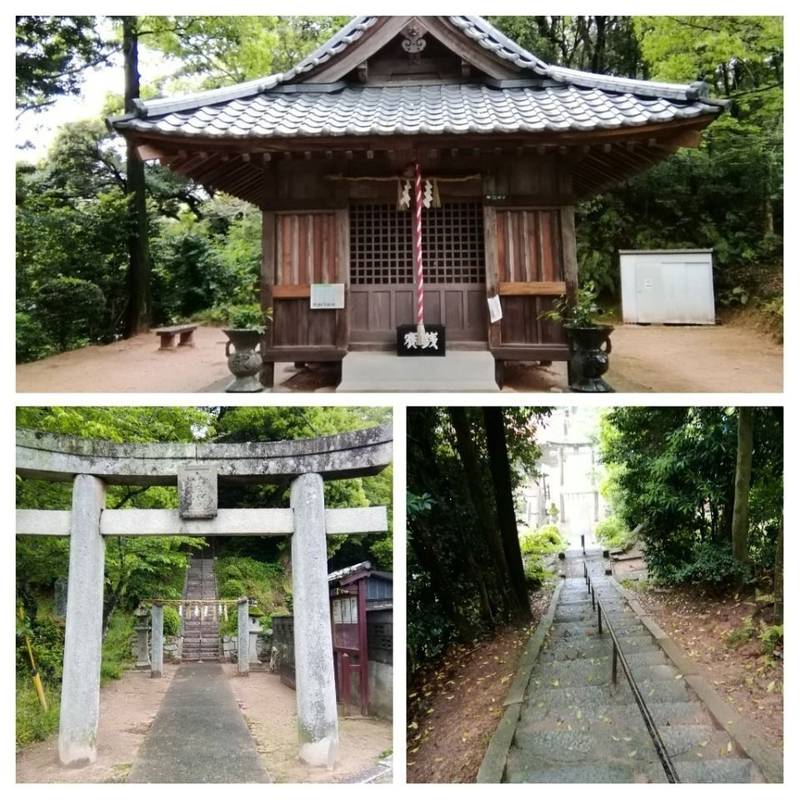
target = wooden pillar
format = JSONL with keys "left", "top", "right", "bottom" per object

{"left": 260, "top": 209, "right": 276, "bottom": 388}
{"left": 560, "top": 205, "right": 579, "bottom": 301}
{"left": 58, "top": 475, "right": 106, "bottom": 766}
{"left": 335, "top": 208, "right": 350, "bottom": 349}
{"left": 357, "top": 578, "right": 369, "bottom": 716}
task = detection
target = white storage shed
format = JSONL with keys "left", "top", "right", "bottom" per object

{"left": 619, "top": 249, "right": 716, "bottom": 325}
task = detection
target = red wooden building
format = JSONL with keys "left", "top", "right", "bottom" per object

{"left": 111, "top": 16, "right": 725, "bottom": 386}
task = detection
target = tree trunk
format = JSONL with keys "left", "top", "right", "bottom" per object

{"left": 731, "top": 407, "right": 754, "bottom": 562}
{"left": 122, "top": 17, "right": 151, "bottom": 337}
{"left": 449, "top": 407, "right": 512, "bottom": 614}
{"left": 773, "top": 522, "right": 783, "bottom": 623}
{"left": 591, "top": 16, "right": 607, "bottom": 73}
{"left": 483, "top": 407, "right": 530, "bottom": 618}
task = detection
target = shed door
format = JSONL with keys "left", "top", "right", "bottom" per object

{"left": 631, "top": 254, "right": 715, "bottom": 324}
{"left": 349, "top": 202, "right": 488, "bottom": 346}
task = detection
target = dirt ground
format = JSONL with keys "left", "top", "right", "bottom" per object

{"left": 407, "top": 587, "right": 554, "bottom": 783}
{"left": 16, "top": 320, "right": 782, "bottom": 393}
{"left": 604, "top": 323, "right": 782, "bottom": 393}
{"left": 632, "top": 586, "right": 783, "bottom": 748}
{"left": 225, "top": 665, "right": 392, "bottom": 783}
{"left": 16, "top": 665, "right": 177, "bottom": 783}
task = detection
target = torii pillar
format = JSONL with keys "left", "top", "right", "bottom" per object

{"left": 59, "top": 474, "right": 106, "bottom": 766}
{"left": 291, "top": 472, "right": 339, "bottom": 767}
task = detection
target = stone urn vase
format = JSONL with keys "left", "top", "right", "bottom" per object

{"left": 565, "top": 324, "right": 614, "bottom": 393}
{"left": 223, "top": 329, "right": 263, "bottom": 393}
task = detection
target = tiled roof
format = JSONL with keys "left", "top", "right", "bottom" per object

{"left": 113, "top": 15, "right": 725, "bottom": 141}
{"left": 118, "top": 83, "right": 721, "bottom": 140}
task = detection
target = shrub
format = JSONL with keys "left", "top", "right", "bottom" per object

{"left": 519, "top": 525, "right": 566, "bottom": 556}
{"left": 725, "top": 615, "right": 755, "bottom": 648}
{"left": 760, "top": 624, "right": 783, "bottom": 656}
{"left": 523, "top": 558, "right": 554, "bottom": 588}
{"left": 226, "top": 303, "right": 270, "bottom": 332}
{"left": 163, "top": 606, "right": 181, "bottom": 637}
{"left": 16, "top": 615, "right": 65, "bottom": 682}
{"left": 100, "top": 611, "right": 134, "bottom": 683}
{"left": 16, "top": 312, "right": 53, "bottom": 363}
{"left": 35, "top": 276, "right": 106, "bottom": 351}
{"left": 594, "top": 516, "right": 634, "bottom": 550}
{"left": 220, "top": 578, "right": 246, "bottom": 599}
{"left": 16, "top": 679, "right": 60, "bottom": 748}
{"left": 670, "top": 542, "right": 751, "bottom": 588}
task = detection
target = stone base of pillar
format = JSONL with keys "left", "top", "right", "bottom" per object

{"left": 299, "top": 735, "right": 339, "bottom": 769}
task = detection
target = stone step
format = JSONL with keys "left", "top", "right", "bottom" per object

{"left": 539, "top": 638, "right": 660, "bottom": 662}
{"left": 554, "top": 605, "right": 637, "bottom": 623}
{"left": 549, "top": 620, "right": 645, "bottom": 639}
{"left": 531, "top": 658, "right": 680, "bottom": 688}
{"left": 511, "top": 728, "right": 662, "bottom": 765}
{"left": 540, "top": 649, "right": 670, "bottom": 669}
{"left": 629, "top": 678, "right": 691, "bottom": 703}
{"left": 504, "top": 762, "right": 640, "bottom": 783}
{"left": 659, "top": 725, "right": 737, "bottom": 761}
{"left": 523, "top": 684, "right": 637, "bottom": 710}
{"left": 338, "top": 351, "right": 500, "bottom": 392}
{"left": 517, "top": 700, "right": 713, "bottom": 732}
{"left": 646, "top": 757, "right": 759, "bottom": 784}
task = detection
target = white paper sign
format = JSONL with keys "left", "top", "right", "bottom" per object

{"left": 487, "top": 294, "right": 503, "bottom": 323}
{"left": 310, "top": 283, "right": 345, "bottom": 310}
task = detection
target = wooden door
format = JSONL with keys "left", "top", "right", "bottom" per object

{"left": 349, "top": 201, "right": 488, "bottom": 347}
{"left": 485, "top": 207, "right": 572, "bottom": 359}
{"left": 265, "top": 210, "right": 348, "bottom": 357}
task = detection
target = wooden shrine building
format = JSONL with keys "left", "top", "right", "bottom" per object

{"left": 111, "top": 15, "right": 726, "bottom": 384}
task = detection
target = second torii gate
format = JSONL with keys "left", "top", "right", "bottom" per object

{"left": 15, "top": 424, "right": 392, "bottom": 769}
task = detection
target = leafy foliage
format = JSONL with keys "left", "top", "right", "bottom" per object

{"left": 408, "top": 407, "right": 549, "bottom": 667}
{"left": 16, "top": 15, "right": 783, "bottom": 360}
{"left": 162, "top": 606, "right": 181, "bottom": 637}
{"left": 16, "top": 16, "right": 114, "bottom": 116}
{"left": 599, "top": 407, "right": 782, "bottom": 587}
{"left": 518, "top": 525, "right": 566, "bottom": 556}
{"left": 594, "top": 515, "right": 633, "bottom": 550}
{"left": 540, "top": 282, "right": 604, "bottom": 327}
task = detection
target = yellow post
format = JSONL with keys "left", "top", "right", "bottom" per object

{"left": 18, "top": 607, "right": 48, "bottom": 712}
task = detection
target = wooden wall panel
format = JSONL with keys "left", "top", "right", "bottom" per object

{"left": 494, "top": 209, "right": 563, "bottom": 283}
{"left": 488, "top": 207, "right": 569, "bottom": 352}
{"left": 275, "top": 212, "right": 340, "bottom": 285}
{"left": 267, "top": 211, "right": 346, "bottom": 353}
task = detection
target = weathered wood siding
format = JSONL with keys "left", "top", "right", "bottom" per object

{"left": 486, "top": 207, "right": 569, "bottom": 352}
{"left": 260, "top": 153, "right": 576, "bottom": 359}
{"left": 268, "top": 210, "right": 348, "bottom": 350}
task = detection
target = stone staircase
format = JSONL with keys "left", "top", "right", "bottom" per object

{"left": 181, "top": 557, "right": 221, "bottom": 662}
{"left": 504, "top": 550, "right": 763, "bottom": 783}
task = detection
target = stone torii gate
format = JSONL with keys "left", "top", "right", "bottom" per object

{"left": 15, "top": 424, "right": 392, "bottom": 769}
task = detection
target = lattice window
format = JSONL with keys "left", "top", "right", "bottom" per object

{"left": 350, "top": 202, "right": 485, "bottom": 285}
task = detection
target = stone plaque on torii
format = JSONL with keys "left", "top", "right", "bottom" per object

{"left": 15, "top": 425, "right": 392, "bottom": 769}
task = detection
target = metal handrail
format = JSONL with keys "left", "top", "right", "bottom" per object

{"left": 583, "top": 563, "right": 680, "bottom": 783}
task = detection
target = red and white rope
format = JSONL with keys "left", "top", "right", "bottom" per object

{"left": 413, "top": 162, "right": 425, "bottom": 342}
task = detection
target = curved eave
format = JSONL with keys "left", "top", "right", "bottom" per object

{"left": 119, "top": 113, "right": 720, "bottom": 207}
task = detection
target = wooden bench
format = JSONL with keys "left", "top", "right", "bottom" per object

{"left": 154, "top": 324, "right": 197, "bottom": 350}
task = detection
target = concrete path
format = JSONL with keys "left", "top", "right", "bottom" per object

{"left": 128, "top": 663, "right": 269, "bottom": 783}
{"left": 490, "top": 549, "right": 763, "bottom": 783}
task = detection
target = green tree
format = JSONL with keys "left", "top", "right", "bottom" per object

{"left": 16, "top": 16, "right": 115, "bottom": 117}
{"left": 731, "top": 407, "right": 754, "bottom": 562}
